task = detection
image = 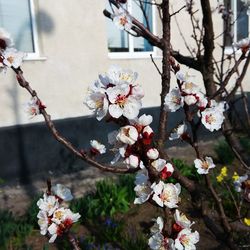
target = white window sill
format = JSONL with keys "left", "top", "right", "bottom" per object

{"left": 24, "top": 53, "right": 47, "bottom": 61}
{"left": 108, "top": 52, "right": 161, "bottom": 60}
{"left": 224, "top": 46, "right": 241, "bottom": 55}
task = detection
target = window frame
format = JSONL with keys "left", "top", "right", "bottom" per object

{"left": 225, "top": 0, "right": 250, "bottom": 54}
{"left": 108, "top": 0, "right": 157, "bottom": 59}
{"left": 232, "top": 0, "right": 249, "bottom": 43}
{"left": 24, "top": 0, "right": 45, "bottom": 60}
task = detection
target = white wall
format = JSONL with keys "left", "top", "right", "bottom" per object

{"left": 0, "top": 0, "right": 249, "bottom": 127}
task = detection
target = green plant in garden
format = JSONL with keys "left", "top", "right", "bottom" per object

{"left": 172, "top": 158, "right": 200, "bottom": 181}
{"left": 25, "top": 194, "right": 42, "bottom": 227}
{"left": 214, "top": 139, "right": 235, "bottom": 164}
{"left": 90, "top": 179, "right": 130, "bottom": 217}
{"left": 0, "top": 210, "right": 32, "bottom": 250}
{"left": 71, "top": 177, "right": 133, "bottom": 220}
{"left": 118, "top": 174, "right": 136, "bottom": 203}
{"left": 240, "top": 136, "right": 250, "bottom": 153}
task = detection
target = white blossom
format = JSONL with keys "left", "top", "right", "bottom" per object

{"left": 149, "top": 233, "right": 175, "bottom": 250}
{"left": 84, "top": 88, "right": 109, "bottom": 121}
{"left": 174, "top": 210, "right": 194, "bottom": 229}
{"left": 194, "top": 156, "right": 215, "bottom": 175}
{"left": 37, "top": 194, "right": 59, "bottom": 216}
{"left": 147, "top": 148, "right": 159, "bottom": 160}
{"left": 125, "top": 154, "right": 140, "bottom": 168}
{"left": 25, "top": 96, "right": 41, "bottom": 118}
{"left": 48, "top": 223, "right": 58, "bottom": 243}
{"left": 164, "top": 88, "right": 184, "bottom": 112}
{"left": 184, "top": 95, "right": 197, "bottom": 106}
{"left": 148, "top": 233, "right": 165, "bottom": 250}
{"left": 37, "top": 210, "right": 49, "bottom": 235}
{"left": 175, "top": 228, "right": 199, "bottom": 250}
{"left": 90, "top": 140, "right": 106, "bottom": 154}
{"left": 138, "top": 114, "right": 153, "bottom": 126}
{"left": 51, "top": 207, "right": 81, "bottom": 225}
{"left": 196, "top": 92, "right": 208, "bottom": 109}
{"left": 234, "top": 174, "right": 248, "bottom": 192}
{"left": 134, "top": 169, "right": 152, "bottom": 204}
{"left": 131, "top": 85, "right": 144, "bottom": 100}
{"left": 150, "top": 217, "right": 164, "bottom": 234}
{"left": 152, "top": 181, "right": 181, "bottom": 208}
{"left": 112, "top": 8, "right": 132, "bottom": 31}
{"left": 99, "top": 65, "right": 138, "bottom": 86}
{"left": 135, "top": 169, "right": 149, "bottom": 186}
{"left": 134, "top": 183, "right": 152, "bottom": 204}
{"left": 169, "top": 123, "right": 187, "bottom": 141}
{"left": 151, "top": 158, "right": 167, "bottom": 172}
{"left": 116, "top": 125, "right": 138, "bottom": 145}
{"left": 233, "top": 37, "right": 250, "bottom": 52}
{"left": 106, "top": 84, "right": 142, "bottom": 119}
{"left": 181, "top": 81, "right": 199, "bottom": 95}
{"left": 201, "top": 108, "right": 225, "bottom": 132}
{"left": 51, "top": 184, "right": 73, "bottom": 202}
{"left": 2, "top": 47, "right": 26, "bottom": 68}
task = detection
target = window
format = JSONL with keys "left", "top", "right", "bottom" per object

{"left": 0, "top": 0, "right": 40, "bottom": 59}
{"left": 106, "top": 0, "right": 156, "bottom": 58}
{"left": 233, "top": 0, "right": 249, "bottom": 42}
{"left": 225, "top": 0, "right": 249, "bottom": 47}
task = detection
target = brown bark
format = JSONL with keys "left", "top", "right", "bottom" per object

{"left": 157, "top": 0, "right": 171, "bottom": 149}
{"left": 200, "top": 0, "right": 217, "bottom": 97}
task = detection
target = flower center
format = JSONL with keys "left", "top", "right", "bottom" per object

{"left": 116, "top": 94, "right": 127, "bottom": 107}
{"left": 185, "top": 82, "right": 193, "bottom": 89}
{"left": 160, "top": 190, "right": 170, "bottom": 202}
{"left": 7, "top": 56, "right": 14, "bottom": 64}
{"left": 120, "top": 73, "right": 132, "bottom": 82}
{"left": 171, "top": 96, "right": 181, "bottom": 105}
{"left": 54, "top": 211, "right": 64, "bottom": 220}
{"left": 95, "top": 99, "right": 103, "bottom": 109}
{"left": 201, "top": 161, "right": 209, "bottom": 170}
{"left": 119, "top": 17, "right": 128, "bottom": 26}
{"left": 205, "top": 114, "right": 216, "bottom": 124}
{"left": 180, "top": 234, "right": 189, "bottom": 246}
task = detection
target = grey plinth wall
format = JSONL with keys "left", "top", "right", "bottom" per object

{"left": 1, "top": 99, "right": 248, "bottom": 184}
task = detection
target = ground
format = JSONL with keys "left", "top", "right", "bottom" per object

{"left": 0, "top": 138, "right": 237, "bottom": 249}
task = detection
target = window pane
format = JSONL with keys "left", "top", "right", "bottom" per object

{"left": 237, "top": 0, "right": 249, "bottom": 41}
{"left": 0, "top": 0, "right": 34, "bottom": 52}
{"left": 132, "top": 1, "right": 153, "bottom": 52}
{"left": 106, "top": 1, "right": 129, "bottom": 52}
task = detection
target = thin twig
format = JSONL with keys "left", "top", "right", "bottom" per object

{"left": 150, "top": 54, "right": 162, "bottom": 75}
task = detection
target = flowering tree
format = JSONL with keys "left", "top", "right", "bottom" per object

{"left": 0, "top": 0, "right": 250, "bottom": 249}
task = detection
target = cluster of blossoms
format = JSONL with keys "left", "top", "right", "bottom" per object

{"left": 0, "top": 28, "right": 45, "bottom": 119}
{"left": 85, "top": 66, "right": 200, "bottom": 249}
{"left": 148, "top": 211, "right": 199, "bottom": 250}
{"left": 85, "top": 65, "right": 143, "bottom": 121}
{"left": 0, "top": 28, "right": 26, "bottom": 71}
{"left": 37, "top": 184, "right": 81, "bottom": 243}
{"left": 164, "top": 72, "right": 228, "bottom": 132}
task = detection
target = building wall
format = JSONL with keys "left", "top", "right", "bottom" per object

{"left": 0, "top": 0, "right": 249, "bottom": 128}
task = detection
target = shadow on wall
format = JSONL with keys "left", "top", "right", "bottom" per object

{"left": 4, "top": 8, "right": 55, "bottom": 193}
